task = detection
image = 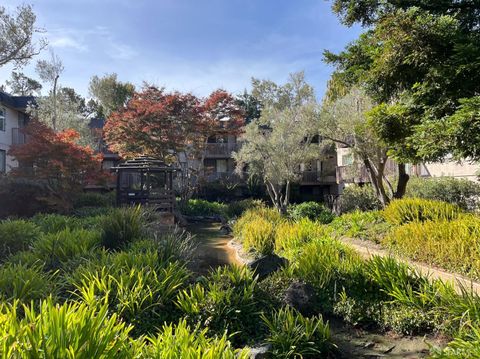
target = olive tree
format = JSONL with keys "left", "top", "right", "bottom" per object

{"left": 234, "top": 72, "right": 321, "bottom": 213}
{"left": 321, "top": 87, "right": 400, "bottom": 207}
{"left": 0, "top": 4, "right": 46, "bottom": 68}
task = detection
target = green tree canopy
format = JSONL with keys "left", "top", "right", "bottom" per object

{"left": 325, "top": 1, "right": 480, "bottom": 163}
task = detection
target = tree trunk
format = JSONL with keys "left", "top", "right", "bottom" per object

{"left": 265, "top": 179, "right": 289, "bottom": 214}
{"left": 363, "top": 159, "right": 390, "bottom": 207}
{"left": 394, "top": 163, "right": 409, "bottom": 199}
{"left": 52, "top": 75, "right": 59, "bottom": 131}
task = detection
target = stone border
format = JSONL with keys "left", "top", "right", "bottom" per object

{"left": 227, "top": 238, "right": 253, "bottom": 266}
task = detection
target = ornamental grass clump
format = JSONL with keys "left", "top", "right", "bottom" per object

{"left": 0, "top": 219, "right": 41, "bottom": 260}
{"left": 0, "top": 263, "right": 57, "bottom": 303}
{"left": 32, "top": 213, "right": 82, "bottom": 233}
{"left": 176, "top": 265, "right": 261, "bottom": 346}
{"left": 72, "top": 261, "right": 190, "bottom": 335}
{"left": 234, "top": 207, "right": 282, "bottom": 236}
{"left": 293, "top": 238, "right": 363, "bottom": 291}
{"left": 383, "top": 198, "right": 461, "bottom": 225}
{"left": 241, "top": 217, "right": 277, "bottom": 255}
{"left": 144, "top": 319, "right": 250, "bottom": 358}
{"left": 275, "top": 218, "right": 330, "bottom": 259}
{"left": 330, "top": 210, "right": 388, "bottom": 242}
{"left": 31, "top": 228, "right": 101, "bottom": 270}
{"left": 100, "top": 206, "right": 144, "bottom": 250}
{"left": 261, "top": 306, "right": 334, "bottom": 359}
{"left": 383, "top": 215, "right": 480, "bottom": 278}
{"left": 0, "top": 299, "right": 139, "bottom": 358}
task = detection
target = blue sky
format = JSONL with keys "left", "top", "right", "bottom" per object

{"left": 1, "top": 0, "right": 363, "bottom": 99}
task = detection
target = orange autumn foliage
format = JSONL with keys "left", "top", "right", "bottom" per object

{"left": 8, "top": 120, "right": 107, "bottom": 193}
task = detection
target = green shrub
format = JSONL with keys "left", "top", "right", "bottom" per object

{"left": 132, "top": 228, "right": 196, "bottom": 263}
{"left": 430, "top": 325, "right": 480, "bottom": 358}
{"left": 144, "top": 319, "right": 250, "bottom": 358}
{"left": 261, "top": 306, "right": 334, "bottom": 358}
{"left": 32, "top": 228, "right": 101, "bottom": 270}
{"left": 337, "top": 184, "right": 381, "bottom": 213}
{"left": 406, "top": 176, "right": 480, "bottom": 211}
{"left": 73, "top": 191, "right": 115, "bottom": 208}
{"left": 288, "top": 201, "right": 335, "bottom": 224}
{"left": 333, "top": 292, "right": 382, "bottom": 327}
{"left": 293, "top": 238, "right": 363, "bottom": 291}
{"left": 73, "top": 261, "right": 190, "bottom": 336}
{"left": 241, "top": 216, "right": 277, "bottom": 255}
{"left": 383, "top": 216, "right": 480, "bottom": 278}
{"left": 72, "top": 206, "right": 112, "bottom": 218}
{"left": 32, "top": 213, "right": 81, "bottom": 233}
{"left": 0, "top": 263, "right": 57, "bottom": 303}
{"left": 233, "top": 207, "right": 282, "bottom": 239}
{"left": 0, "top": 299, "right": 138, "bottom": 358}
{"left": 226, "top": 199, "right": 264, "bottom": 219}
{"left": 330, "top": 210, "right": 389, "bottom": 242}
{"left": 383, "top": 198, "right": 461, "bottom": 225}
{"left": 180, "top": 199, "right": 228, "bottom": 217}
{"left": 100, "top": 206, "right": 144, "bottom": 250}
{"left": 381, "top": 304, "right": 436, "bottom": 335}
{"left": 275, "top": 218, "right": 330, "bottom": 259}
{"left": 176, "top": 265, "right": 261, "bottom": 346}
{"left": 0, "top": 220, "right": 41, "bottom": 260}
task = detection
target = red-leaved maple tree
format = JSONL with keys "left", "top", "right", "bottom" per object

{"left": 104, "top": 86, "right": 245, "bottom": 200}
{"left": 8, "top": 120, "right": 106, "bottom": 194}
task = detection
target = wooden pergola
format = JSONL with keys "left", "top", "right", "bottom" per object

{"left": 111, "top": 156, "right": 178, "bottom": 212}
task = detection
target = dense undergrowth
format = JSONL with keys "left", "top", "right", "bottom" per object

{"left": 235, "top": 201, "right": 480, "bottom": 357}
{"left": 0, "top": 203, "right": 336, "bottom": 358}
{"left": 4, "top": 182, "right": 480, "bottom": 357}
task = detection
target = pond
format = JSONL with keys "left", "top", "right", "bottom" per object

{"left": 187, "top": 223, "right": 241, "bottom": 275}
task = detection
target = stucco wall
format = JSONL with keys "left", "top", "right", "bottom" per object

{"left": 0, "top": 105, "right": 20, "bottom": 172}
{"left": 422, "top": 160, "right": 478, "bottom": 181}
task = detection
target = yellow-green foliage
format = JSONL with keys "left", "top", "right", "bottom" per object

{"left": 383, "top": 198, "right": 461, "bottom": 225}
{"left": 330, "top": 210, "right": 388, "bottom": 242}
{"left": 145, "top": 319, "right": 250, "bottom": 358}
{"left": 234, "top": 207, "right": 283, "bottom": 255}
{"left": 293, "top": 238, "right": 363, "bottom": 289}
{"left": 275, "top": 218, "right": 330, "bottom": 259}
{"left": 234, "top": 207, "right": 282, "bottom": 236}
{"left": 383, "top": 215, "right": 480, "bottom": 278}
{"left": 0, "top": 299, "right": 139, "bottom": 358}
{"left": 241, "top": 217, "right": 277, "bottom": 255}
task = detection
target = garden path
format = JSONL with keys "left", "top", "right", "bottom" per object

{"left": 341, "top": 237, "right": 480, "bottom": 295}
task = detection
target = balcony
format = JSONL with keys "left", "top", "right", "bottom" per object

{"left": 205, "top": 142, "right": 239, "bottom": 157}
{"left": 12, "top": 128, "right": 26, "bottom": 145}
{"left": 204, "top": 171, "right": 242, "bottom": 182}
{"left": 301, "top": 170, "right": 337, "bottom": 184}
{"left": 336, "top": 165, "right": 370, "bottom": 184}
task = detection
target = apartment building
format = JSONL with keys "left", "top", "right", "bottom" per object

{"left": 336, "top": 146, "right": 479, "bottom": 189}
{"left": 201, "top": 134, "right": 340, "bottom": 200}
{"left": 0, "top": 92, "right": 34, "bottom": 174}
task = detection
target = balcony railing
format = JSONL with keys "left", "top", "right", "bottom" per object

{"left": 12, "top": 128, "right": 26, "bottom": 145}
{"left": 301, "top": 170, "right": 337, "bottom": 184}
{"left": 336, "top": 165, "right": 370, "bottom": 184}
{"left": 204, "top": 171, "right": 242, "bottom": 182}
{"left": 205, "top": 143, "right": 239, "bottom": 157}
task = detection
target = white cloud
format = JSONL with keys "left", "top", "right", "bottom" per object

{"left": 50, "top": 36, "right": 88, "bottom": 51}
{"left": 108, "top": 42, "right": 138, "bottom": 60}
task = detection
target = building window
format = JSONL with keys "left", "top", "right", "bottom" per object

{"left": 216, "top": 159, "right": 228, "bottom": 173}
{"left": 342, "top": 154, "right": 354, "bottom": 166}
{"left": 0, "top": 108, "right": 5, "bottom": 132}
{"left": 204, "top": 159, "right": 216, "bottom": 169}
{"left": 0, "top": 150, "right": 6, "bottom": 173}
